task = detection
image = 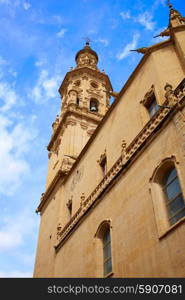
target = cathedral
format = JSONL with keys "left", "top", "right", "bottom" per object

{"left": 34, "top": 3, "right": 185, "bottom": 277}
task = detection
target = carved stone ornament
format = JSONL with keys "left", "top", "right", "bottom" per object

{"left": 164, "top": 83, "right": 178, "bottom": 106}
{"left": 80, "top": 193, "right": 85, "bottom": 206}
{"left": 52, "top": 115, "right": 59, "bottom": 132}
{"left": 40, "top": 193, "right": 45, "bottom": 203}
{"left": 140, "top": 85, "right": 155, "bottom": 106}
{"left": 60, "top": 156, "right": 74, "bottom": 174}
{"left": 66, "top": 198, "right": 72, "bottom": 209}
{"left": 87, "top": 129, "right": 95, "bottom": 135}
{"left": 53, "top": 137, "right": 61, "bottom": 155}
{"left": 80, "top": 122, "right": 88, "bottom": 130}
{"left": 57, "top": 223, "right": 62, "bottom": 240}
{"left": 121, "top": 140, "right": 127, "bottom": 158}
{"left": 97, "top": 149, "right": 106, "bottom": 165}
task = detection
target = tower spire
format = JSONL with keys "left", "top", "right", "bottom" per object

{"left": 167, "top": 0, "right": 172, "bottom": 9}
{"left": 167, "top": 1, "right": 185, "bottom": 28}
{"left": 83, "top": 37, "right": 91, "bottom": 46}
{"left": 154, "top": 1, "right": 185, "bottom": 38}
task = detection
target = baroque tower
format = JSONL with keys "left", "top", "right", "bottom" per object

{"left": 45, "top": 42, "right": 112, "bottom": 188}
{"left": 34, "top": 43, "right": 113, "bottom": 276}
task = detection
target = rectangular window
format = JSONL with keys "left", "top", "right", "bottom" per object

{"left": 146, "top": 94, "right": 158, "bottom": 118}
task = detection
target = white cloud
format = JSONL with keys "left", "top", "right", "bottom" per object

{"left": 0, "top": 0, "right": 10, "bottom": 4}
{"left": 0, "top": 81, "right": 18, "bottom": 112}
{"left": 30, "top": 69, "right": 62, "bottom": 103}
{"left": 136, "top": 12, "right": 155, "bottom": 31}
{"left": 23, "top": 2, "right": 31, "bottom": 10}
{"left": 117, "top": 33, "right": 140, "bottom": 60}
{"left": 120, "top": 11, "right": 131, "bottom": 20}
{"left": 0, "top": 228, "right": 23, "bottom": 250}
{"left": 56, "top": 28, "right": 67, "bottom": 38}
{"left": 96, "top": 38, "right": 109, "bottom": 46}
{"left": 0, "top": 115, "right": 37, "bottom": 195}
{"left": 0, "top": 210, "right": 37, "bottom": 252}
{"left": 120, "top": 10, "right": 155, "bottom": 31}
{"left": 0, "top": 55, "right": 38, "bottom": 195}
{"left": 0, "top": 270, "right": 32, "bottom": 278}
{"left": 0, "top": 56, "right": 7, "bottom": 66}
{"left": 35, "top": 60, "right": 45, "bottom": 67}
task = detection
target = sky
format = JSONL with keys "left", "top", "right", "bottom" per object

{"left": 0, "top": 0, "right": 184, "bottom": 278}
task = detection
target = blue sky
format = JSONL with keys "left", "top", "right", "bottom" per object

{"left": 0, "top": 0, "right": 184, "bottom": 277}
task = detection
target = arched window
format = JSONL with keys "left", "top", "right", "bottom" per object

{"left": 102, "top": 227, "right": 112, "bottom": 276}
{"left": 150, "top": 157, "right": 185, "bottom": 236}
{"left": 95, "top": 220, "right": 113, "bottom": 277}
{"left": 90, "top": 98, "right": 99, "bottom": 112}
{"left": 162, "top": 166, "right": 185, "bottom": 225}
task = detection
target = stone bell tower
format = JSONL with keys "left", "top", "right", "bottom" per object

{"left": 45, "top": 42, "right": 113, "bottom": 188}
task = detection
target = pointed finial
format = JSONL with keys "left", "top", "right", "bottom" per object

{"left": 83, "top": 37, "right": 91, "bottom": 46}
{"left": 167, "top": 0, "right": 172, "bottom": 9}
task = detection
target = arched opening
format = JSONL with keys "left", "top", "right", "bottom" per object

{"left": 95, "top": 220, "right": 113, "bottom": 277}
{"left": 150, "top": 157, "right": 185, "bottom": 233}
{"left": 162, "top": 166, "right": 185, "bottom": 225}
{"left": 90, "top": 98, "right": 99, "bottom": 112}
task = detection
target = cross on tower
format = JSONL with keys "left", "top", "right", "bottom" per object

{"left": 167, "top": 0, "right": 172, "bottom": 9}
{"left": 83, "top": 37, "right": 91, "bottom": 45}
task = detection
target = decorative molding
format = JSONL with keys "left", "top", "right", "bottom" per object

{"left": 87, "top": 129, "right": 95, "bottom": 136}
{"left": 61, "top": 157, "right": 74, "bottom": 174}
{"left": 164, "top": 82, "right": 178, "bottom": 105}
{"left": 53, "top": 137, "right": 61, "bottom": 155}
{"left": 52, "top": 115, "right": 59, "bottom": 132}
{"left": 65, "top": 119, "right": 77, "bottom": 127}
{"left": 149, "top": 155, "right": 178, "bottom": 182}
{"left": 66, "top": 198, "right": 72, "bottom": 209}
{"left": 56, "top": 223, "right": 62, "bottom": 240}
{"left": 53, "top": 160, "right": 59, "bottom": 170}
{"left": 36, "top": 169, "right": 66, "bottom": 213}
{"left": 121, "top": 140, "right": 127, "bottom": 153}
{"left": 82, "top": 75, "right": 89, "bottom": 81}
{"left": 97, "top": 149, "right": 106, "bottom": 165}
{"left": 55, "top": 79, "right": 185, "bottom": 251}
{"left": 80, "top": 122, "right": 88, "bottom": 130}
{"left": 80, "top": 193, "right": 85, "bottom": 206}
{"left": 59, "top": 67, "right": 113, "bottom": 96}
{"left": 140, "top": 84, "right": 155, "bottom": 106}
{"left": 48, "top": 108, "right": 102, "bottom": 151}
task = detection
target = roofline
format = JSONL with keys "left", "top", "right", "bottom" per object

{"left": 58, "top": 67, "right": 113, "bottom": 95}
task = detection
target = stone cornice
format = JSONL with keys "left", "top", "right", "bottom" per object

{"left": 55, "top": 94, "right": 185, "bottom": 251}
{"left": 36, "top": 168, "right": 66, "bottom": 213}
{"left": 59, "top": 67, "right": 113, "bottom": 95}
{"left": 48, "top": 106, "right": 103, "bottom": 151}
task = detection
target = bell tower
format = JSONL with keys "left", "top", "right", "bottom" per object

{"left": 46, "top": 42, "right": 113, "bottom": 188}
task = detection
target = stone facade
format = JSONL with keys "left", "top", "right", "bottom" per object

{"left": 34, "top": 5, "right": 185, "bottom": 277}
